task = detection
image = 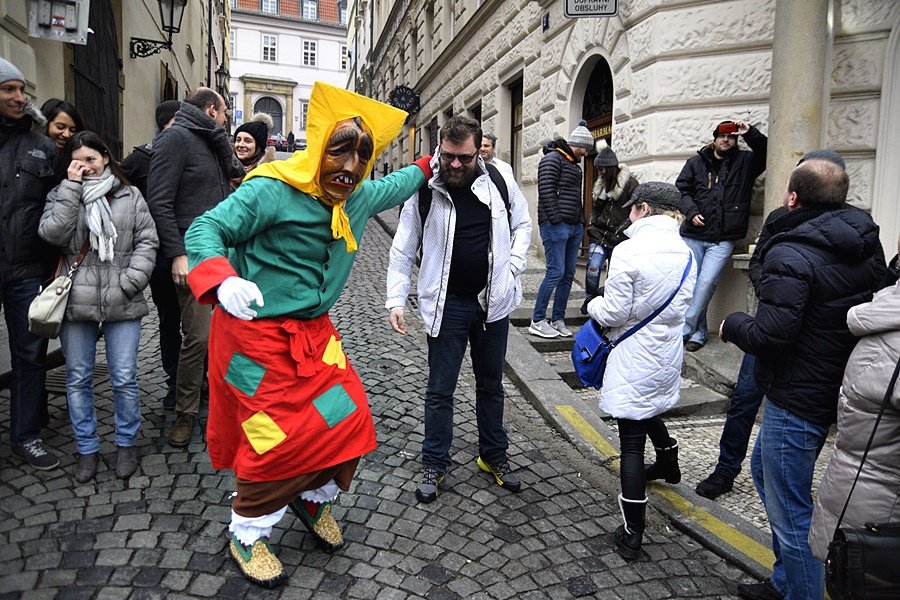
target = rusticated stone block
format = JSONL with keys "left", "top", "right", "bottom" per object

{"left": 844, "top": 159, "right": 875, "bottom": 210}
{"left": 831, "top": 38, "right": 886, "bottom": 91}
{"left": 828, "top": 99, "right": 880, "bottom": 150}
{"left": 839, "top": 0, "right": 899, "bottom": 35}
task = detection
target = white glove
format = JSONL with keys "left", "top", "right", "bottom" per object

{"left": 217, "top": 276, "right": 264, "bottom": 320}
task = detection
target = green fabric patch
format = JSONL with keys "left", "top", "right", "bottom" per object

{"left": 224, "top": 353, "right": 266, "bottom": 397}
{"left": 312, "top": 384, "right": 357, "bottom": 428}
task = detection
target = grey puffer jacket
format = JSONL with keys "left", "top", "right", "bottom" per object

{"left": 39, "top": 179, "right": 159, "bottom": 322}
{"left": 808, "top": 283, "right": 900, "bottom": 560}
{"left": 537, "top": 139, "right": 584, "bottom": 226}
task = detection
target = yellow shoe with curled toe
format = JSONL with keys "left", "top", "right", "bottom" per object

{"left": 289, "top": 499, "right": 344, "bottom": 553}
{"left": 229, "top": 535, "right": 287, "bottom": 589}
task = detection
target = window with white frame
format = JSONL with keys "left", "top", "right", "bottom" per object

{"left": 302, "top": 40, "right": 317, "bottom": 66}
{"left": 230, "top": 29, "right": 235, "bottom": 58}
{"left": 231, "top": 0, "right": 237, "bottom": 9}
{"left": 261, "top": 0, "right": 277, "bottom": 14}
{"left": 302, "top": 0, "right": 317, "bottom": 20}
{"left": 340, "top": 45, "right": 348, "bottom": 70}
{"left": 262, "top": 34, "right": 277, "bottom": 62}
{"left": 300, "top": 101, "right": 309, "bottom": 130}
{"left": 340, "top": 5, "right": 348, "bottom": 25}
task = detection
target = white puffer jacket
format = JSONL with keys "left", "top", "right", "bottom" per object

{"left": 386, "top": 156, "right": 532, "bottom": 337}
{"left": 587, "top": 215, "right": 696, "bottom": 420}
{"left": 808, "top": 282, "right": 900, "bottom": 560}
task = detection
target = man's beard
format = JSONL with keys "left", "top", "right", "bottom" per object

{"left": 444, "top": 163, "right": 477, "bottom": 189}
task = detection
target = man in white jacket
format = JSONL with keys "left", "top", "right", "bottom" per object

{"left": 386, "top": 116, "right": 532, "bottom": 503}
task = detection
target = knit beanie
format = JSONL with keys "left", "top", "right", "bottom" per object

{"left": 155, "top": 100, "right": 181, "bottom": 130}
{"left": 234, "top": 112, "right": 273, "bottom": 152}
{"left": 568, "top": 120, "right": 594, "bottom": 149}
{"left": 593, "top": 139, "right": 619, "bottom": 167}
{"left": 622, "top": 181, "right": 681, "bottom": 211}
{"left": 0, "top": 57, "right": 25, "bottom": 85}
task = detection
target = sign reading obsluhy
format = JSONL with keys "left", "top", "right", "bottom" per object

{"left": 565, "top": 0, "right": 618, "bottom": 18}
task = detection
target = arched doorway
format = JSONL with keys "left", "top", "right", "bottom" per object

{"left": 576, "top": 56, "right": 615, "bottom": 253}
{"left": 254, "top": 96, "right": 283, "bottom": 135}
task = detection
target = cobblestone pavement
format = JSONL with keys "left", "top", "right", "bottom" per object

{"left": 0, "top": 217, "right": 757, "bottom": 598}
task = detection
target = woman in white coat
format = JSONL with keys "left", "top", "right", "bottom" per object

{"left": 585, "top": 182, "right": 696, "bottom": 559}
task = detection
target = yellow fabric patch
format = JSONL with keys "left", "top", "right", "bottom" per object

{"left": 322, "top": 335, "right": 346, "bottom": 370}
{"left": 241, "top": 411, "right": 287, "bottom": 455}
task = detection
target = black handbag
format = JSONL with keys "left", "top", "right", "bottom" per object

{"left": 572, "top": 253, "right": 692, "bottom": 389}
{"left": 824, "top": 356, "right": 900, "bottom": 600}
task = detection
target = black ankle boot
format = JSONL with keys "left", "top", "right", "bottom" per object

{"left": 614, "top": 494, "right": 647, "bottom": 560}
{"left": 645, "top": 439, "right": 681, "bottom": 484}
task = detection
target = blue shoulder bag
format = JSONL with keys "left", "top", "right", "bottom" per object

{"left": 572, "top": 254, "right": 693, "bottom": 389}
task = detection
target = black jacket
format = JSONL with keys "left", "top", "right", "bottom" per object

{"left": 537, "top": 139, "right": 584, "bottom": 226}
{"left": 146, "top": 104, "right": 244, "bottom": 259}
{"left": 723, "top": 205, "right": 885, "bottom": 425}
{"left": 121, "top": 142, "right": 154, "bottom": 201}
{"left": 588, "top": 165, "right": 638, "bottom": 248}
{"left": 676, "top": 126, "right": 767, "bottom": 242}
{"left": 0, "top": 114, "right": 57, "bottom": 282}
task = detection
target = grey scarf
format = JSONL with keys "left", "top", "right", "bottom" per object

{"left": 82, "top": 167, "right": 119, "bottom": 263}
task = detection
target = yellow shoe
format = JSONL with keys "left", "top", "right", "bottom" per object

{"left": 229, "top": 536, "right": 287, "bottom": 588}
{"left": 289, "top": 500, "right": 344, "bottom": 553}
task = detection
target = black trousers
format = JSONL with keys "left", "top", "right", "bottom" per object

{"left": 617, "top": 416, "right": 671, "bottom": 500}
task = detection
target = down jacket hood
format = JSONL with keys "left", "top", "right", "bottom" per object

{"left": 542, "top": 138, "right": 578, "bottom": 160}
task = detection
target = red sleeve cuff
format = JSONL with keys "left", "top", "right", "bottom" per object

{"left": 414, "top": 155, "right": 433, "bottom": 181}
{"left": 188, "top": 256, "right": 237, "bottom": 304}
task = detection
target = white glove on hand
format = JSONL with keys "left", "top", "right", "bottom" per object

{"left": 217, "top": 276, "right": 264, "bottom": 320}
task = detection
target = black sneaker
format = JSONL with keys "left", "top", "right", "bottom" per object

{"left": 12, "top": 439, "right": 60, "bottom": 470}
{"left": 476, "top": 456, "right": 521, "bottom": 492}
{"left": 695, "top": 472, "right": 734, "bottom": 500}
{"left": 685, "top": 341, "right": 704, "bottom": 352}
{"left": 736, "top": 579, "right": 783, "bottom": 600}
{"left": 415, "top": 466, "right": 445, "bottom": 503}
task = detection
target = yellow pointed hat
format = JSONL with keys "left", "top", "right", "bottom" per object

{"left": 245, "top": 81, "right": 407, "bottom": 199}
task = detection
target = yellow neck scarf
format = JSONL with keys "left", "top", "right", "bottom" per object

{"left": 245, "top": 82, "right": 408, "bottom": 253}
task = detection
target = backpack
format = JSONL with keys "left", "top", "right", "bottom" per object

{"left": 417, "top": 162, "right": 511, "bottom": 228}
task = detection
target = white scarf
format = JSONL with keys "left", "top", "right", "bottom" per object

{"left": 82, "top": 167, "right": 119, "bottom": 263}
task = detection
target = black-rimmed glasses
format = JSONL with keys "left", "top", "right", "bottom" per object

{"left": 439, "top": 150, "right": 479, "bottom": 165}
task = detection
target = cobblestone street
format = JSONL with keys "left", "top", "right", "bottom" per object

{"left": 0, "top": 216, "right": 757, "bottom": 598}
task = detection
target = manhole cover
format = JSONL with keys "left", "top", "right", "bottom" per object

{"left": 368, "top": 358, "right": 401, "bottom": 374}
{"left": 46, "top": 363, "right": 110, "bottom": 395}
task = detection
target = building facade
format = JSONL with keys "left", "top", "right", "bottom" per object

{"left": 230, "top": 0, "right": 348, "bottom": 146}
{"left": 1, "top": 0, "right": 229, "bottom": 159}
{"left": 350, "top": 0, "right": 900, "bottom": 325}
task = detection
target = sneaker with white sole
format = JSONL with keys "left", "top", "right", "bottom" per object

{"left": 12, "top": 439, "right": 60, "bottom": 470}
{"left": 550, "top": 320, "right": 572, "bottom": 337}
{"left": 529, "top": 320, "right": 560, "bottom": 338}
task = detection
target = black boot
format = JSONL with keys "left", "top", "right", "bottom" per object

{"left": 614, "top": 494, "right": 647, "bottom": 560}
{"left": 644, "top": 439, "right": 681, "bottom": 484}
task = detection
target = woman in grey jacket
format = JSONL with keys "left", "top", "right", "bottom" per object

{"left": 39, "top": 131, "right": 159, "bottom": 483}
{"left": 808, "top": 279, "right": 900, "bottom": 560}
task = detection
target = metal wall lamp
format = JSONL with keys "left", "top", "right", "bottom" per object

{"left": 215, "top": 64, "right": 229, "bottom": 93}
{"left": 130, "top": 0, "right": 187, "bottom": 59}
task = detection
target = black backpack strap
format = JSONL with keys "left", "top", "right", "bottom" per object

{"left": 417, "top": 183, "right": 433, "bottom": 227}
{"left": 484, "top": 162, "right": 511, "bottom": 225}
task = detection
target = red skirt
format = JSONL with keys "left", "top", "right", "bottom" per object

{"left": 206, "top": 309, "right": 376, "bottom": 481}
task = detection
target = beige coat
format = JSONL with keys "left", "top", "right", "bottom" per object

{"left": 808, "top": 282, "right": 900, "bottom": 560}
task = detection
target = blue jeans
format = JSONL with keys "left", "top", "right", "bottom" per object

{"left": 584, "top": 242, "right": 611, "bottom": 298}
{"left": 0, "top": 277, "right": 49, "bottom": 445}
{"left": 714, "top": 353, "right": 764, "bottom": 480}
{"left": 423, "top": 295, "right": 509, "bottom": 471}
{"left": 60, "top": 319, "right": 143, "bottom": 454}
{"left": 533, "top": 222, "right": 583, "bottom": 322}
{"left": 682, "top": 238, "right": 734, "bottom": 345}
{"left": 751, "top": 400, "right": 827, "bottom": 600}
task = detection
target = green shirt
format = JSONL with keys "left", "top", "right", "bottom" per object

{"left": 185, "top": 165, "right": 424, "bottom": 319}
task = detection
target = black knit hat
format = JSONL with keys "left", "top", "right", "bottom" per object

{"left": 234, "top": 112, "right": 272, "bottom": 152}
{"left": 622, "top": 182, "right": 681, "bottom": 211}
{"left": 593, "top": 141, "right": 619, "bottom": 168}
{"left": 155, "top": 100, "right": 181, "bottom": 130}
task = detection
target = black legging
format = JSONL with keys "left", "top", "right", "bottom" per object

{"left": 617, "top": 416, "right": 672, "bottom": 500}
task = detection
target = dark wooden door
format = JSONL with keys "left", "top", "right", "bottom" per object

{"left": 73, "top": 0, "right": 122, "bottom": 159}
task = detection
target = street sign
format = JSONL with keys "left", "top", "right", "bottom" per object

{"left": 236, "top": 110, "right": 243, "bottom": 120}
{"left": 565, "top": 0, "right": 618, "bottom": 18}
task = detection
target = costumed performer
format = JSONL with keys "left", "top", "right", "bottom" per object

{"left": 184, "top": 81, "right": 433, "bottom": 588}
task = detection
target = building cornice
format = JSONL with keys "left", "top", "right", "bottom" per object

{"left": 233, "top": 9, "right": 347, "bottom": 32}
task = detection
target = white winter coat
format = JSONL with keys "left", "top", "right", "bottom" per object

{"left": 587, "top": 215, "right": 696, "bottom": 419}
{"left": 386, "top": 156, "right": 532, "bottom": 337}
